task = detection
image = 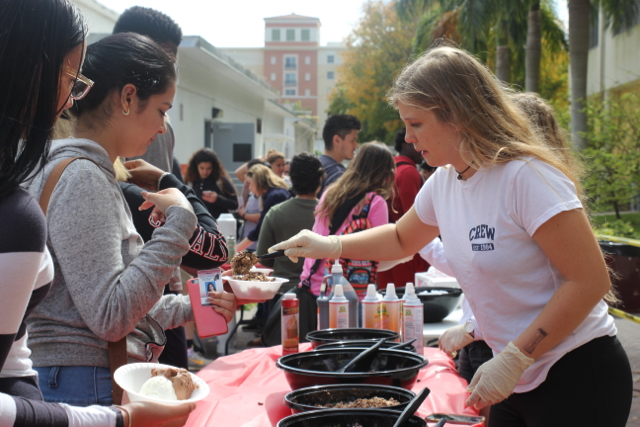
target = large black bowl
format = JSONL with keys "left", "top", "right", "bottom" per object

{"left": 381, "top": 286, "right": 462, "bottom": 323}
{"left": 277, "top": 408, "right": 427, "bottom": 427}
{"left": 284, "top": 384, "right": 416, "bottom": 414}
{"left": 276, "top": 348, "right": 428, "bottom": 390}
{"left": 306, "top": 328, "right": 400, "bottom": 349}
{"left": 315, "top": 340, "right": 417, "bottom": 353}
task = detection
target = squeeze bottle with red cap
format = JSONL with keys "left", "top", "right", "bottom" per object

{"left": 281, "top": 293, "right": 299, "bottom": 355}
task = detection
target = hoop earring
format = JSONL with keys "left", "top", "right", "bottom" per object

{"left": 122, "top": 109, "right": 130, "bottom": 116}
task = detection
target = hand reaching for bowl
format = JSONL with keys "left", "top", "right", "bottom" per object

{"left": 119, "top": 400, "right": 195, "bottom": 427}
{"left": 139, "top": 188, "right": 194, "bottom": 223}
{"left": 269, "top": 229, "right": 342, "bottom": 263}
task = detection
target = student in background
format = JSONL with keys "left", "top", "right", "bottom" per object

{"left": 318, "top": 114, "right": 361, "bottom": 196}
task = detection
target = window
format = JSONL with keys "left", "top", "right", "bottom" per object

{"left": 301, "top": 29, "right": 310, "bottom": 41}
{"left": 305, "top": 89, "right": 310, "bottom": 96}
{"left": 233, "top": 144, "right": 252, "bottom": 162}
{"left": 327, "top": 71, "right": 335, "bottom": 80}
{"left": 285, "top": 56, "right": 297, "bottom": 70}
{"left": 305, "top": 56, "right": 310, "bottom": 65}
{"left": 286, "top": 29, "right": 295, "bottom": 41}
{"left": 305, "top": 72, "right": 310, "bottom": 81}
{"left": 272, "top": 29, "right": 280, "bottom": 41}
{"left": 270, "top": 72, "right": 276, "bottom": 81}
{"left": 256, "top": 118, "right": 262, "bottom": 134}
{"left": 285, "top": 73, "right": 297, "bottom": 86}
{"left": 270, "top": 56, "right": 276, "bottom": 65}
{"left": 285, "top": 89, "right": 296, "bottom": 96}
{"left": 327, "top": 55, "right": 335, "bottom": 63}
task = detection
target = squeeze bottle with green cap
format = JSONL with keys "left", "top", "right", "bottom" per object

{"left": 402, "top": 283, "right": 424, "bottom": 354}
{"left": 361, "top": 284, "right": 381, "bottom": 329}
{"left": 382, "top": 283, "right": 401, "bottom": 340}
{"left": 329, "top": 284, "right": 349, "bottom": 329}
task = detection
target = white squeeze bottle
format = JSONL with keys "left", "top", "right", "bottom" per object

{"left": 361, "top": 284, "right": 381, "bottom": 329}
{"left": 400, "top": 282, "right": 414, "bottom": 340}
{"left": 402, "top": 283, "right": 424, "bottom": 354}
{"left": 327, "top": 260, "right": 359, "bottom": 328}
{"left": 329, "top": 284, "right": 350, "bottom": 329}
{"left": 382, "top": 283, "right": 401, "bottom": 340}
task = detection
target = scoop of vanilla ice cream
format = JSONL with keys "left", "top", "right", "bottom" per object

{"left": 139, "top": 375, "right": 178, "bottom": 401}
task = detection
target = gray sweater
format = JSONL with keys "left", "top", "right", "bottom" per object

{"left": 27, "top": 138, "right": 197, "bottom": 368}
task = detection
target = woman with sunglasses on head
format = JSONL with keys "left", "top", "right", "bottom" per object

{"left": 27, "top": 32, "right": 238, "bottom": 407}
{"left": 0, "top": 1, "right": 195, "bottom": 426}
{"left": 272, "top": 46, "right": 632, "bottom": 426}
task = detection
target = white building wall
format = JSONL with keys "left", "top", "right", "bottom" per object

{"left": 70, "top": 0, "right": 118, "bottom": 33}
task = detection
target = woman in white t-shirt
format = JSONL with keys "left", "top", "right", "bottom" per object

{"left": 271, "top": 46, "right": 632, "bottom": 426}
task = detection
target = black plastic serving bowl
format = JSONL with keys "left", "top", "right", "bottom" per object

{"left": 284, "top": 384, "right": 416, "bottom": 414}
{"left": 277, "top": 408, "right": 427, "bottom": 427}
{"left": 306, "top": 328, "right": 400, "bottom": 349}
{"left": 381, "top": 286, "right": 463, "bottom": 323}
{"left": 316, "top": 340, "right": 417, "bottom": 354}
{"left": 276, "top": 348, "right": 428, "bottom": 391}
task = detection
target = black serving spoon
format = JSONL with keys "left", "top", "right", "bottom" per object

{"left": 256, "top": 250, "right": 286, "bottom": 262}
{"left": 336, "top": 338, "right": 387, "bottom": 373}
{"left": 388, "top": 338, "right": 417, "bottom": 350}
{"left": 391, "top": 387, "right": 431, "bottom": 427}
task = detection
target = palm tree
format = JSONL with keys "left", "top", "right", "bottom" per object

{"left": 567, "top": 0, "right": 639, "bottom": 151}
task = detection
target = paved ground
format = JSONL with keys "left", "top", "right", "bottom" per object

{"left": 208, "top": 305, "right": 640, "bottom": 425}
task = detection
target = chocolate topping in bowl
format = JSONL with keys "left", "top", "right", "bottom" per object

{"left": 151, "top": 367, "right": 197, "bottom": 400}
{"left": 231, "top": 251, "right": 259, "bottom": 276}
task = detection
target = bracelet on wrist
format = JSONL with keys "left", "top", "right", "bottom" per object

{"left": 114, "top": 405, "right": 131, "bottom": 427}
{"left": 157, "top": 172, "right": 170, "bottom": 191}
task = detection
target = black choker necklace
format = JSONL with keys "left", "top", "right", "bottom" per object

{"left": 456, "top": 163, "right": 473, "bottom": 180}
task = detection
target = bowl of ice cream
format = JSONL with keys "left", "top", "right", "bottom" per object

{"left": 223, "top": 276, "right": 288, "bottom": 300}
{"left": 114, "top": 363, "right": 209, "bottom": 405}
{"left": 277, "top": 408, "right": 427, "bottom": 427}
{"left": 276, "top": 348, "right": 428, "bottom": 390}
{"left": 283, "top": 384, "right": 416, "bottom": 414}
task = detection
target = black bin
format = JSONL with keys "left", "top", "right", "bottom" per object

{"left": 598, "top": 240, "right": 640, "bottom": 313}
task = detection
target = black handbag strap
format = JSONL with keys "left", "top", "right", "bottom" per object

{"left": 301, "top": 192, "right": 366, "bottom": 288}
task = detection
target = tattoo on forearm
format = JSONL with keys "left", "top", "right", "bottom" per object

{"left": 524, "top": 328, "right": 548, "bottom": 355}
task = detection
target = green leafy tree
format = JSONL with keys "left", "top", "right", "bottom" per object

{"left": 328, "top": 0, "right": 419, "bottom": 143}
{"left": 582, "top": 92, "right": 640, "bottom": 218}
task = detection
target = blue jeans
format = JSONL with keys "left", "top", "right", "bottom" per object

{"left": 35, "top": 366, "right": 113, "bottom": 406}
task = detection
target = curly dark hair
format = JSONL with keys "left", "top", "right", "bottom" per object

{"left": 113, "top": 6, "right": 182, "bottom": 56}
{"left": 289, "top": 152, "right": 324, "bottom": 196}
{"left": 184, "top": 148, "right": 229, "bottom": 184}
{"left": 322, "top": 114, "right": 361, "bottom": 150}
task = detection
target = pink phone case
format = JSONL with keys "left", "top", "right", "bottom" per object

{"left": 187, "top": 278, "right": 229, "bottom": 338}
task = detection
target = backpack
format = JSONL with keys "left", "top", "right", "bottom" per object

{"left": 327, "top": 193, "right": 378, "bottom": 298}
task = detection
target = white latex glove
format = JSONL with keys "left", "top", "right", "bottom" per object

{"left": 466, "top": 341, "right": 534, "bottom": 409}
{"left": 438, "top": 324, "right": 474, "bottom": 357}
{"left": 269, "top": 229, "right": 342, "bottom": 263}
{"left": 377, "top": 255, "right": 414, "bottom": 272}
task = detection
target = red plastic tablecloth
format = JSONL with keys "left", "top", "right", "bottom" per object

{"left": 185, "top": 344, "right": 482, "bottom": 427}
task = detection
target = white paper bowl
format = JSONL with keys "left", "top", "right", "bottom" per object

{"left": 114, "top": 363, "right": 209, "bottom": 405}
{"left": 250, "top": 267, "right": 274, "bottom": 276}
{"left": 224, "top": 276, "right": 289, "bottom": 300}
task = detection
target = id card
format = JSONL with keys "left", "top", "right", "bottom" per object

{"left": 197, "top": 269, "right": 222, "bottom": 306}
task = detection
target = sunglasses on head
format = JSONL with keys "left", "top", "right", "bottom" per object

{"left": 63, "top": 65, "right": 94, "bottom": 101}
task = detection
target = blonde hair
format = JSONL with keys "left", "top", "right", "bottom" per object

{"left": 114, "top": 157, "right": 131, "bottom": 182}
{"left": 247, "top": 163, "right": 288, "bottom": 194}
{"left": 318, "top": 142, "right": 395, "bottom": 225}
{"left": 265, "top": 148, "right": 285, "bottom": 165}
{"left": 387, "top": 46, "right": 581, "bottom": 194}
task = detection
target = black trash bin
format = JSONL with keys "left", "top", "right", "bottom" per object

{"left": 598, "top": 240, "right": 640, "bottom": 313}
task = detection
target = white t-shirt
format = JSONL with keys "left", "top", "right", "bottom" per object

{"left": 414, "top": 157, "right": 616, "bottom": 393}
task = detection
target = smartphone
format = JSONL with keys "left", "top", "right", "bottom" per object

{"left": 187, "top": 269, "right": 228, "bottom": 338}
{"left": 425, "top": 414, "right": 486, "bottom": 425}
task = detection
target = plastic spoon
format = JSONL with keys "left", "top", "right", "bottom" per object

{"left": 391, "top": 387, "right": 431, "bottom": 427}
{"left": 336, "top": 338, "right": 386, "bottom": 373}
